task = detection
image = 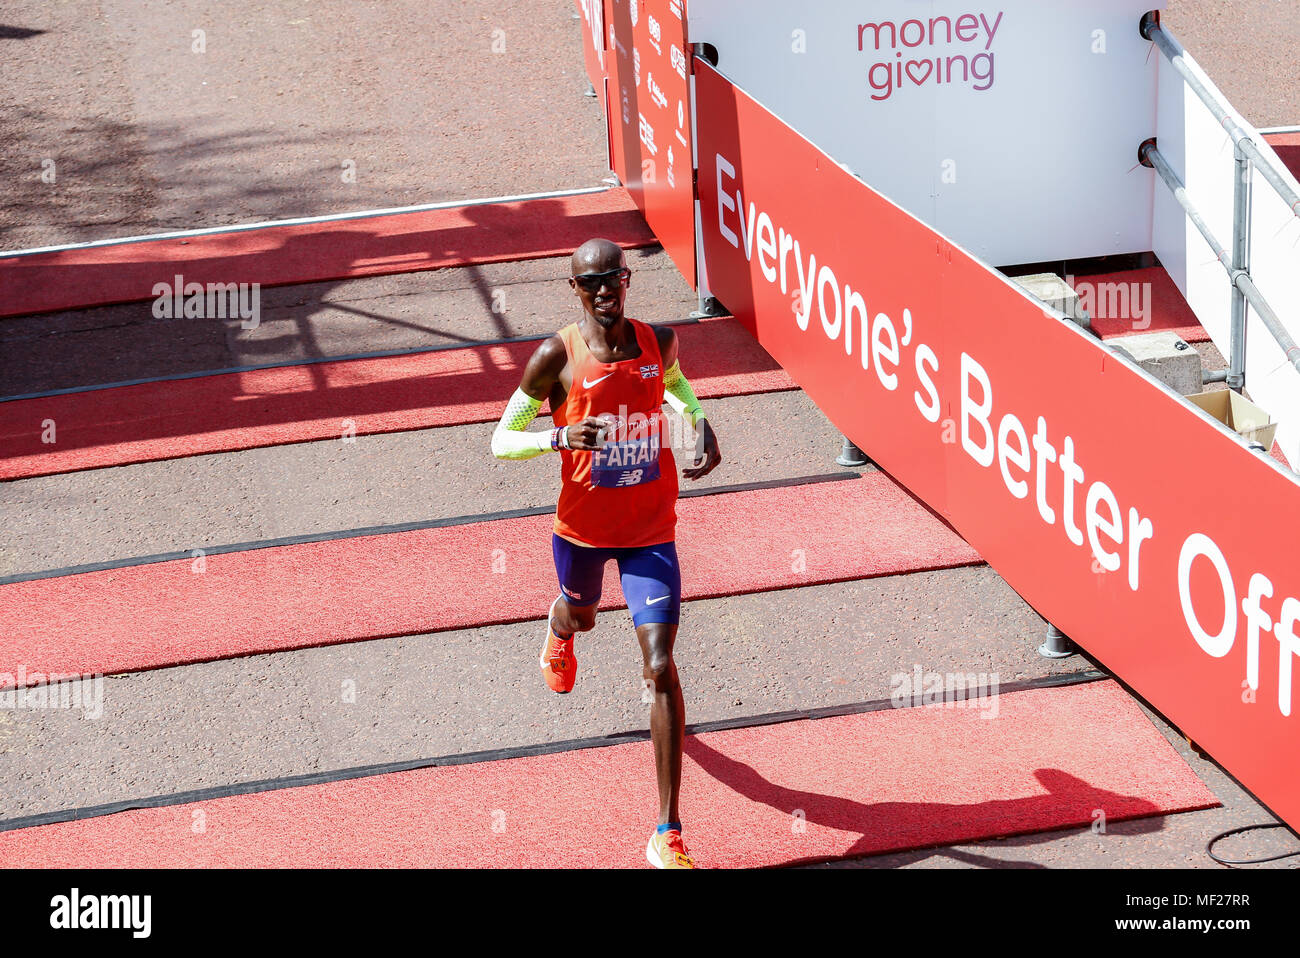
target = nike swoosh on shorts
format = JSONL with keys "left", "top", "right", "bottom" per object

{"left": 646, "top": 595, "right": 670, "bottom": 605}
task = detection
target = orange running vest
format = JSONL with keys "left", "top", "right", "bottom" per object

{"left": 552, "top": 317, "right": 677, "bottom": 548}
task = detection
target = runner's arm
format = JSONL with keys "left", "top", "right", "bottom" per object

{"left": 490, "top": 387, "right": 554, "bottom": 459}
{"left": 655, "top": 324, "right": 720, "bottom": 480}
{"left": 491, "top": 336, "right": 566, "bottom": 460}
{"left": 491, "top": 335, "right": 607, "bottom": 459}
{"left": 655, "top": 325, "right": 706, "bottom": 427}
{"left": 662, "top": 360, "right": 706, "bottom": 428}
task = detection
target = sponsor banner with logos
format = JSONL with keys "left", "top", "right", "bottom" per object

{"left": 686, "top": 0, "right": 1165, "bottom": 268}
{"left": 602, "top": 0, "right": 696, "bottom": 284}
{"left": 695, "top": 60, "right": 1300, "bottom": 830}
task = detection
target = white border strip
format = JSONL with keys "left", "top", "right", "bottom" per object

{"left": 1259, "top": 125, "right": 1300, "bottom": 135}
{"left": 0, "top": 186, "right": 612, "bottom": 260}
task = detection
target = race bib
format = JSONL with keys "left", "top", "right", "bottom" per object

{"left": 590, "top": 433, "right": 661, "bottom": 487}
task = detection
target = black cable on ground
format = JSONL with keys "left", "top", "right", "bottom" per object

{"left": 1206, "top": 823, "right": 1300, "bottom": 866}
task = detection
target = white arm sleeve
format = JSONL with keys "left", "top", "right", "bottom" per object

{"left": 491, "top": 388, "right": 554, "bottom": 460}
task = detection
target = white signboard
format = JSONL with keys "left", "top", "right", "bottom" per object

{"left": 686, "top": 0, "right": 1165, "bottom": 266}
{"left": 1152, "top": 51, "right": 1300, "bottom": 466}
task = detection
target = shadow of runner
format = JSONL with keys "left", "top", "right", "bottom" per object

{"left": 683, "top": 734, "right": 1164, "bottom": 869}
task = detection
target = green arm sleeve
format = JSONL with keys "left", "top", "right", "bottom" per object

{"left": 662, "top": 360, "right": 706, "bottom": 427}
{"left": 491, "top": 388, "right": 553, "bottom": 460}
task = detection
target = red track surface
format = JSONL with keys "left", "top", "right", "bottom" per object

{"left": 0, "top": 473, "right": 981, "bottom": 685}
{"left": 1263, "top": 132, "right": 1300, "bottom": 179}
{"left": 0, "top": 189, "right": 656, "bottom": 318}
{"left": 1069, "top": 267, "right": 1209, "bottom": 342}
{"left": 0, "top": 681, "right": 1218, "bottom": 868}
{"left": 0, "top": 318, "right": 791, "bottom": 480}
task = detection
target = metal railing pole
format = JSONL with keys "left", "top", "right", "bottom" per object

{"left": 1142, "top": 17, "right": 1300, "bottom": 224}
{"left": 1139, "top": 141, "right": 1300, "bottom": 378}
{"left": 1229, "top": 143, "right": 1252, "bottom": 391}
{"left": 1233, "top": 272, "right": 1300, "bottom": 376}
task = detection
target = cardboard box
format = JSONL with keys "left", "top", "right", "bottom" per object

{"left": 1187, "top": 389, "right": 1278, "bottom": 450}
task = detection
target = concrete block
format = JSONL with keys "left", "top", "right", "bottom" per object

{"left": 1011, "top": 273, "right": 1089, "bottom": 327}
{"left": 1108, "top": 331, "right": 1204, "bottom": 395}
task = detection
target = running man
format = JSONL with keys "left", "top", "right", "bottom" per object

{"left": 490, "top": 238, "right": 721, "bottom": 869}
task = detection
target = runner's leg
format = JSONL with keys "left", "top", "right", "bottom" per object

{"left": 543, "top": 535, "right": 611, "bottom": 692}
{"left": 551, "top": 533, "right": 607, "bottom": 634}
{"left": 638, "top": 621, "right": 683, "bottom": 824}
{"left": 619, "top": 542, "right": 684, "bottom": 824}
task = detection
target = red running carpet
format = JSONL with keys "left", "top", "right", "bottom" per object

{"left": 0, "top": 473, "right": 980, "bottom": 686}
{"left": 0, "top": 318, "right": 791, "bottom": 480}
{"left": 0, "top": 188, "right": 656, "bottom": 318}
{"left": 0, "top": 681, "right": 1219, "bottom": 867}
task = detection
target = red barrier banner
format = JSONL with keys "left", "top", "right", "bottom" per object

{"left": 575, "top": 0, "right": 606, "bottom": 111}
{"left": 694, "top": 61, "right": 1300, "bottom": 830}
{"left": 602, "top": 0, "right": 696, "bottom": 284}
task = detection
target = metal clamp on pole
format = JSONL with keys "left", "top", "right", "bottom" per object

{"left": 688, "top": 296, "right": 726, "bottom": 319}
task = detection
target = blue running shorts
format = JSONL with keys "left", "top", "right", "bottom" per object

{"left": 551, "top": 535, "right": 682, "bottom": 627}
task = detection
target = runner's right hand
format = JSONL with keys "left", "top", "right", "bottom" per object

{"left": 566, "top": 417, "right": 608, "bottom": 451}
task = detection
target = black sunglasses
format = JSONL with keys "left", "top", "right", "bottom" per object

{"left": 572, "top": 267, "right": 631, "bottom": 292}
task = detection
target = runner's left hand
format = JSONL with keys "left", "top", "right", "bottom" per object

{"left": 682, "top": 421, "right": 721, "bottom": 480}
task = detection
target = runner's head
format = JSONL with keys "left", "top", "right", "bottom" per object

{"left": 570, "top": 238, "right": 630, "bottom": 328}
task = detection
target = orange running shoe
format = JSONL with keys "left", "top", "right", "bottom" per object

{"left": 646, "top": 828, "right": 696, "bottom": 869}
{"left": 539, "top": 597, "right": 577, "bottom": 693}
